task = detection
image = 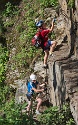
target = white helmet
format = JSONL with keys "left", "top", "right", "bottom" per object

{"left": 30, "top": 74, "right": 37, "bottom": 81}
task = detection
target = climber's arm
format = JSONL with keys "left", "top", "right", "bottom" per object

{"left": 32, "top": 87, "right": 44, "bottom": 93}
{"left": 49, "top": 20, "right": 54, "bottom": 32}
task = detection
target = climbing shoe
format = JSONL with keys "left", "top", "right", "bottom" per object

{"left": 42, "top": 64, "right": 48, "bottom": 69}
{"left": 49, "top": 52, "right": 54, "bottom": 57}
{"left": 35, "top": 110, "right": 41, "bottom": 115}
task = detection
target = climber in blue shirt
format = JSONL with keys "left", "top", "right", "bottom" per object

{"left": 27, "top": 80, "right": 38, "bottom": 95}
{"left": 26, "top": 74, "right": 44, "bottom": 115}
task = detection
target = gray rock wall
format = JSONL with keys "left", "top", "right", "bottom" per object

{"left": 58, "top": 0, "right": 78, "bottom": 58}
{"left": 58, "top": 1, "right": 78, "bottom": 124}
{"left": 48, "top": 42, "right": 78, "bottom": 125}
{"left": 48, "top": 55, "right": 78, "bottom": 125}
{"left": 48, "top": 61, "right": 66, "bottom": 108}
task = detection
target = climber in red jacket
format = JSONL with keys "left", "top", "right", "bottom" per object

{"left": 36, "top": 19, "right": 57, "bottom": 68}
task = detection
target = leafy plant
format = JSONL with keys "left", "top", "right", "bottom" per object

{"left": 3, "top": 2, "right": 19, "bottom": 17}
{"left": 0, "top": 96, "right": 38, "bottom": 125}
{"left": 0, "top": 46, "right": 8, "bottom": 85}
{"left": 39, "top": 103, "right": 75, "bottom": 125}
{"left": 40, "top": 0, "right": 58, "bottom": 8}
{"left": 3, "top": 18, "right": 14, "bottom": 28}
{"left": 68, "top": 0, "right": 75, "bottom": 8}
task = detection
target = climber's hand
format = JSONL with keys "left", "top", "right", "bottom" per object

{"left": 41, "top": 89, "right": 44, "bottom": 92}
{"left": 44, "top": 88, "right": 47, "bottom": 91}
{"left": 52, "top": 18, "right": 56, "bottom": 23}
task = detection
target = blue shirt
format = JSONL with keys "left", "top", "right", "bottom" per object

{"left": 27, "top": 81, "right": 38, "bottom": 94}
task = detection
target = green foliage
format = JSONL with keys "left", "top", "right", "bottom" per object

{"left": 0, "top": 86, "right": 11, "bottom": 105}
{"left": 15, "top": 25, "right": 23, "bottom": 33}
{"left": 15, "top": 17, "right": 39, "bottom": 68}
{"left": 0, "top": 85, "right": 75, "bottom": 125}
{"left": 2, "top": 2, "right": 20, "bottom": 28}
{"left": 3, "top": 2, "right": 19, "bottom": 17}
{"left": 39, "top": 103, "right": 75, "bottom": 125}
{"left": 3, "top": 18, "right": 14, "bottom": 28}
{"left": 12, "top": 46, "right": 37, "bottom": 68}
{"left": 68, "top": 0, "right": 75, "bottom": 8}
{"left": 0, "top": 46, "right": 8, "bottom": 84}
{"left": 40, "top": 0, "right": 58, "bottom": 8}
{"left": 0, "top": 95, "right": 38, "bottom": 125}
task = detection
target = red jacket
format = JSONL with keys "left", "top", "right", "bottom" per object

{"left": 39, "top": 28, "right": 50, "bottom": 47}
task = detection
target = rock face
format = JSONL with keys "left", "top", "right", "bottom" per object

{"left": 48, "top": 0, "right": 78, "bottom": 124}
{"left": 48, "top": 43, "right": 78, "bottom": 125}
{"left": 58, "top": 0, "right": 78, "bottom": 58}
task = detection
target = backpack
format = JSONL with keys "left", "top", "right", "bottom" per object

{"left": 31, "top": 30, "right": 43, "bottom": 48}
{"left": 26, "top": 80, "right": 32, "bottom": 100}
